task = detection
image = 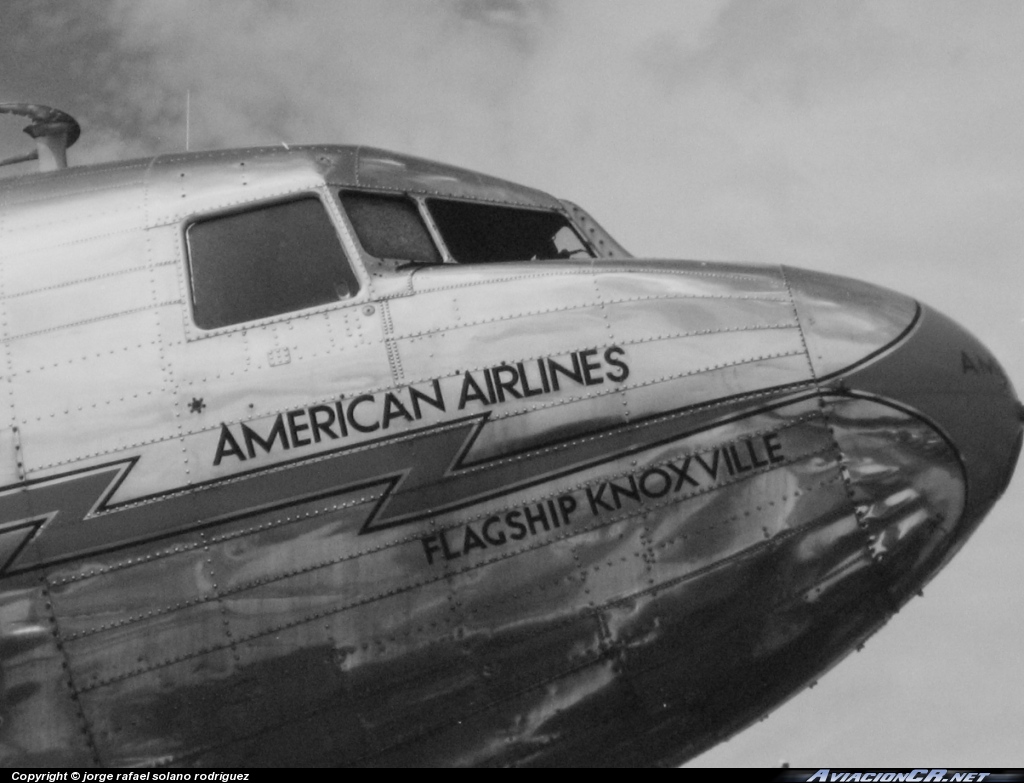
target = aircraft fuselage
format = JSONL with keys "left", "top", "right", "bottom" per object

{"left": 0, "top": 146, "right": 1019, "bottom": 766}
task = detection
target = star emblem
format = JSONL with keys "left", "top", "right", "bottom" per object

{"left": 189, "top": 397, "right": 206, "bottom": 413}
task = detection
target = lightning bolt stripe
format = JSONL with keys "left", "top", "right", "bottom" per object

{"left": 0, "top": 384, "right": 819, "bottom": 577}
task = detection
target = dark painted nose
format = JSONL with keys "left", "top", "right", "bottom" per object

{"left": 785, "top": 266, "right": 1023, "bottom": 529}
{"left": 845, "top": 303, "right": 1022, "bottom": 524}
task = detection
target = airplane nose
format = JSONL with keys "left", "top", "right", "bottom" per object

{"left": 786, "top": 266, "right": 1023, "bottom": 536}
{"left": 842, "top": 302, "right": 1023, "bottom": 525}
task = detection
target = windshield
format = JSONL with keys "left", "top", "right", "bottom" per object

{"left": 426, "top": 198, "right": 594, "bottom": 263}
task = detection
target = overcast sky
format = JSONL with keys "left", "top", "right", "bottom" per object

{"left": 2, "top": 0, "right": 1022, "bottom": 767}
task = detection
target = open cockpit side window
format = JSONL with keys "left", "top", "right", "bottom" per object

{"left": 340, "top": 190, "right": 442, "bottom": 266}
{"left": 186, "top": 197, "right": 359, "bottom": 330}
{"left": 425, "top": 198, "right": 594, "bottom": 263}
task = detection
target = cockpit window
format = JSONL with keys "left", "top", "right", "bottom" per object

{"left": 340, "top": 190, "right": 441, "bottom": 265}
{"left": 425, "top": 198, "right": 594, "bottom": 263}
{"left": 186, "top": 197, "right": 358, "bottom": 330}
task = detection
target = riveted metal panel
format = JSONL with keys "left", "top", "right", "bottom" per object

{"left": 0, "top": 160, "right": 150, "bottom": 207}
{"left": 0, "top": 581, "right": 96, "bottom": 765}
{"left": 10, "top": 307, "right": 174, "bottom": 476}
{"left": 561, "top": 199, "right": 632, "bottom": 258}
{"left": 1, "top": 230, "right": 151, "bottom": 301}
{"left": 785, "top": 265, "right": 918, "bottom": 381}
{"left": 4, "top": 269, "right": 174, "bottom": 341}
{"left": 145, "top": 150, "right": 327, "bottom": 229}
{"left": 347, "top": 147, "right": 562, "bottom": 208}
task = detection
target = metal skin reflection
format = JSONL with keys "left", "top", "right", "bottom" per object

{"left": 0, "top": 143, "right": 1020, "bottom": 768}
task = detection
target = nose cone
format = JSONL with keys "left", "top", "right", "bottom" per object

{"left": 786, "top": 266, "right": 1023, "bottom": 536}
{"left": 844, "top": 303, "right": 1022, "bottom": 524}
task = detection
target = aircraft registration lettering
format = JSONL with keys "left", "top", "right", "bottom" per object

{"left": 213, "top": 346, "right": 630, "bottom": 465}
{"left": 419, "top": 432, "right": 786, "bottom": 565}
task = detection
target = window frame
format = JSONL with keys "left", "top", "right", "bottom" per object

{"left": 181, "top": 189, "right": 367, "bottom": 337}
{"left": 336, "top": 188, "right": 448, "bottom": 268}
{"left": 422, "top": 196, "right": 596, "bottom": 265}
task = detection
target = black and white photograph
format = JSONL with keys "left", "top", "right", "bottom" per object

{"left": 0, "top": 0, "right": 1021, "bottom": 768}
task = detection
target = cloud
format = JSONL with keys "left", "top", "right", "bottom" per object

{"left": 98, "top": 0, "right": 549, "bottom": 152}
{"left": 80, "top": 1, "right": 731, "bottom": 176}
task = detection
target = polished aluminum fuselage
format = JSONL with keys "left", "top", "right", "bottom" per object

{"left": 0, "top": 147, "right": 1019, "bottom": 766}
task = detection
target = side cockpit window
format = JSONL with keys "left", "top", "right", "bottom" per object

{"left": 426, "top": 198, "right": 593, "bottom": 263}
{"left": 340, "top": 191, "right": 441, "bottom": 265}
{"left": 186, "top": 197, "right": 358, "bottom": 330}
